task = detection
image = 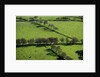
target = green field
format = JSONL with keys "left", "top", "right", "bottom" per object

{"left": 16, "top": 16, "right": 83, "bottom": 60}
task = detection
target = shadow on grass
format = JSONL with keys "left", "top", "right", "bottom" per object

{"left": 16, "top": 43, "right": 82, "bottom": 48}
{"left": 46, "top": 49, "right": 57, "bottom": 56}
{"left": 16, "top": 44, "right": 49, "bottom": 48}
{"left": 45, "top": 49, "right": 64, "bottom": 60}
{"left": 56, "top": 57, "right": 65, "bottom": 60}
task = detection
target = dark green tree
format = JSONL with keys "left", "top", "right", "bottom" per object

{"left": 72, "top": 37, "right": 79, "bottom": 44}
{"left": 60, "top": 38, "right": 64, "bottom": 43}
{"left": 44, "top": 20, "right": 48, "bottom": 25}
{"left": 66, "top": 37, "right": 70, "bottom": 45}
{"left": 28, "top": 38, "right": 34, "bottom": 44}
{"left": 20, "top": 38, "right": 27, "bottom": 45}
{"left": 16, "top": 39, "right": 21, "bottom": 45}
{"left": 80, "top": 39, "right": 83, "bottom": 44}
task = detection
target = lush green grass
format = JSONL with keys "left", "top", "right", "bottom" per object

{"left": 48, "top": 21, "right": 83, "bottom": 39}
{"left": 16, "top": 21, "right": 83, "bottom": 40}
{"left": 60, "top": 45, "right": 83, "bottom": 60}
{"left": 16, "top": 22, "right": 65, "bottom": 40}
{"left": 16, "top": 16, "right": 83, "bottom": 60}
{"left": 16, "top": 46, "right": 58, "bottom": 60}
{"left": 16, "top": 45, "right": 83, "bottom": 60}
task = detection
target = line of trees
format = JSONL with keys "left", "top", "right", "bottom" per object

{"left": 66, "top": 37, "right": 79, "bottom": 45}
{"left": 29, "top": 16, "right": 58, "bottom": 31}
{"left": 51, "top": 44, "right": 73, "bottom": 60}
{"left": 16, "top": 37, "right": 58, "bottom": 46}
{"left": 56, "top": 16, "right": 83, "bottom": 22}
{"left": 16, "top": 37, "right": 82, "bottom": 46}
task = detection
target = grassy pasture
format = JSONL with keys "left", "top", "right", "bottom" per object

{"left": 16, "top": 16, "right": 83, "bottom": 60}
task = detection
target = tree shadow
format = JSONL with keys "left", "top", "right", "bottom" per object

{"left": 46, "top": 49, "right": 57, "bottom": 56}
{"left": 36, "top": 25, "right": 44, "bottom": 28}
{"left": 45, "top": 49, "right": 64, "bottom": 60}
{"left": 56, "top": 57, "right": 65, "bottom": 60}
{"left": 16, "top": 42, "right": 82, "bottom": 48}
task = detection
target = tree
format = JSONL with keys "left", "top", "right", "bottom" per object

{"left": 48, "top": 38, "right": 54, "bottom": 44}
{"left": 51, "top": 44, "right": 56, "bottom": 50}
{"left": 29, "top": 17, "right": 35, "bottom": 22}
{"left": 60, "top": 38, "right": 64, "bottom": 43}
{"left": 34, "top": 16, "right": 38, "bottom": 19}
{"left": 60, "top": 52, "right": 67, "bottom": 60}
{"left": 20, "top": 38, "right": 27, "bottom": 45}
{"left": 53, "top": 26, "right": 58, "bottom": 30}
{"left": 39, "top": 20, "right": 43, "bottom": 24}
{"left": 48, "top": 24, "right": 54, "bottom": 29}
{"left": 56, "top": 17, "right": 60, "bottom": 20}
{"left": 48, "top": 37, "right": 58, "bottom": 44}
{"left": 54, "top": 38, "right": 58, "bottom": 44}
{"left": 44, "top": 20, "right": 48, "bottom": 25}
{"left": 72, "top": 37, "right": 79, "bottom": 44}
{"left": 35, "top": 38, "right": 50, "bottom": 46}
{"left": 76, "top": 50, "right": 83, "bottom": 60}
{"left": 66, "top": 56, "right": 73, "bottom": 60}
{"left": 66, "top": 37, "right": 70, "bottom": 45}
{"left": 28, "top": 38, "right": 34, "bottom": 44}
{"left": 16, "top": 39, "right": 21, "bottom": 45}
{"left": 35, "top": 38, "right": 42, "bottom": 45}
{"left": 42, "top": 38, "right": 49, "bottom": 45}
{"left": 80, "top": 39, "right": 83, "bottom": 44}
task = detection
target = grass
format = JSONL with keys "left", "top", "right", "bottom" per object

{"left": 16, "top": 45, "right": 83, "bottom": 60}
{"left": 60, "top": 45, "right": 83, "bottom": 60}
{"left": 48, "top": 21, "right": 83, "bottom": 39}
{"left": 16, "top": 46, "right": 58, "bottom": 60}
{"left": 16, "top": 21, "right": 83, "bottom": 40}
{"left": 16, "top": 22, "right": 65, "bottom": 40}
